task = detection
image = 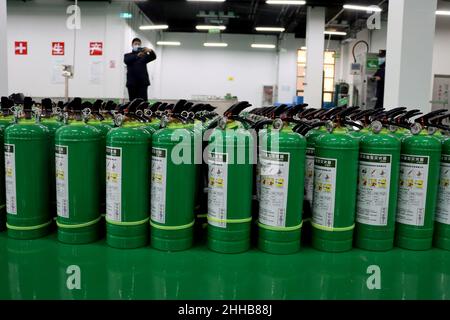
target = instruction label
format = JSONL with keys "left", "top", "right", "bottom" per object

{"left": 356, "top": 153, "right": 392, "bottom": 226}
{"left": 436, "top": 154, "right": 450, "bottom": 225}
{"left": 5, "top": 144, "right": 17, "bottom": 215}
{"left": 207, "top": 152, "right": 228, "bottom": 228}
{"left": 259, "top": 150, "right": 290, "bottom": 227}
{"left": 151, "top": 148, "right": 167, "bottom": 224}
{"left": 106, "top": 147, "right": 122, "bottom": 222}
{"left": 304, "top": 147, "right": 315, "bottom": 203}
{"left": 312, "top": 157, "right": 337, "bottom": 228}
{"left": 55, "top": 145, "right": 69, "bottom": 218}
{"left": 396, "top": 155, "right": 429, "bottom": 226}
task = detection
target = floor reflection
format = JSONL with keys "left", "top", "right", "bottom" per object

{"left": 1, "top": 233, "right": 449, "bottom": 300}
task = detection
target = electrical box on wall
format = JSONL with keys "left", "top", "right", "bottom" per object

{"left": 351, "top": 63, "right": 361, "bottom": 76}
{"left": 432, "top": 74, "right": 450, "bottom": 111}
{"left": 352, "top": 53, "right": 379, "bottom": 109}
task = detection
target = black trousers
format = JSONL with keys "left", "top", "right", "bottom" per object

{"left": 127, "top": 85, "right": 148, "bottom": 102}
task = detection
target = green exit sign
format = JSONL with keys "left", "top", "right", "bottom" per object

{"left": 119, "top": 12, "right": 133, "bottom": 19}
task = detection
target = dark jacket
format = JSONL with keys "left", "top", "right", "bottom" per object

{"left": 374, "top": 62, "right": 385, "bottom": 108}
{"left": 124, "top": 50, "right": 157, "bottom": 87}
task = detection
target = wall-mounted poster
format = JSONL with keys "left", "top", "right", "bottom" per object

{"left": 89, "top": 42, "right": 103, "bottom": 56}
{"left": 14, "top": 41, "right": 28, "bottom": 55}
{"left": 52, "top": 42, "right": 65, "bottom": 56}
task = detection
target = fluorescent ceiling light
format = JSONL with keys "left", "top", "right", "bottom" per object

{"left": 436, "top": 10, "right": 450, "bottom": 16}
{"left": 300, "top": 46, "right": 307, "bottom": 50}
{"left": 196, "top": 25, "right": 226, "bottom": 31}
{"left": 139, "top": 25, "right": 169, "bottom": 30}
{"left": 343, "top": 4, "right": 382, "bottom": 12}
{"left": 255, "top": 27, "right": 285, "bottom": 32}
{"left": 324, "top": 31, "right": 347, "bottom": 36}
{"left": 204, "top": 42, "right": 228, "bottom": 47}
{"left": 157, "top": 41, "right": 181, "bottom": 46}
{"left": 251, "top": 44, "right": 276, "bottom": 49}
{"left": 266, "top": 0, "right": 306, "bottom": 4}
{"left": 187, "top": 0, "right": 226, "bottom": 2}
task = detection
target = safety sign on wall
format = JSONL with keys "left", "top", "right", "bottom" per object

{"left": 89, "top": 42, "right": 103, "bottom": 56}
{"left": 14, "top": 41, "right": 28, "bottom": 55}
{"left": 52, "top": 42, "right": 65, "bottom": 56}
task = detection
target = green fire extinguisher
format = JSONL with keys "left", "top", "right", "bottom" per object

{"left": 55, "top": 106, "right": 103, "bottom": 244}
{"left": 354, "top": 117, "right": 401, "bottom": 251}
{"left": 435, "top": 135, "right": 450, "bottom": 250}
{"left": 207, "top": 103, "right": 254, "bottom": 253}
{"left": 150, "top": 103, "right": 196, "bottom": 251}
{"left": 311, "top": 109, "right": 360, "bottom": 252}
{"left": 431, "top": 113, "right": 450, "bottom": 250}
{"left": 257, "top": 117, "right": 306, "bottom": 254}
{"left": 395, "top": 112, "right": 443, "bottom": 250}
{"left": 105, "top": 108, "right": 152, "bottom": 249}
{"left": 5, "top": 105, "right": 52, "bottom": 239}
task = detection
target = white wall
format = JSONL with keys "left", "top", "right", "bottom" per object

{"left": 4, "top": 0, "right": 347, "bottom": 106}
{"left": 6, "top": 0, "right": 158, "bottom": 100}
{"left": 10, "top": 1, "right": 450, "bottom": 106}
{"left": 0, "top": 0, "right": 8, "bottom": 96}
{"left": 277, "top": 34, "right": 305, "bottom": 104}
{"left": 155, "top": 32, "right": 279, "bottom": 105}
{"left": 433, "top": 13, "right": 450, "bottom": 76}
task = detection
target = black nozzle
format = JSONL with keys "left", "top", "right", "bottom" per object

{"left": 188, "top": 103, "right": 203, "bottom": 113}
{"left": 429, "top": 112, "right": 450, "bottom": 131}
{"left": 394, "top": 109, "right": 422, "bottom": 127}
{"left": 81, "top": 101, "right": 93, "bottom": 110}
{"left": 224, "top": 101, "right": 251, "bottom": 117}
{"left": 296, "top": 108, "right": 318, "bottom": 119}
{"left": 332, "top": 106, "right": 360, "bottom": 120}
{"left": 9, "top": 93, "right": 25, "bottom": 105}
{"left": 1, "top": 97, "right": 13, "bottom": 111}
{"left": 68, "top": 97, "right": 83, "bottom": 112}
{"left": 23, "top": 97, "right": 34, "bottom": 112}
{"left": 149, "top": 101, "right": 162, "bottom": 112}
{"left": 91, "top": 100, "right": 103, "bottom": 113}
{"left": 117, "top": 103, "right": 129, "bottom": 114}
{"left": 102, "top": 100, "right": 116, "bottom": 112}
{"left": 157, "top": 103, "right": 169, "bottom": 112}
{"left": 252, "top": 119, "right": 274, "bottom": 130}
{"left": 127, "top": 99, "right": 144, "bottom": 114}
{"left": 172, "top": 100, "right": 188, "bottom": 115}
{"left": 279, "top": 104, "right": 307, "bottom": 121}
{"left": 41, "top": 98, "right": 53, "bottom": 112}
{"left": 320, "top": 107, "right": 345, "bottom": 120}
{"left": 415, "top": 109, "right": 448, "bottom": 127}
{"left": 295, "top": 121, "right": 329, "bottom": 135}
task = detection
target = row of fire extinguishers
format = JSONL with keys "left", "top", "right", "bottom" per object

{"left": 0, "top": 96, "right": 449, "bottom": 255}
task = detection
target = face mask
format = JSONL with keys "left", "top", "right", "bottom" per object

{"left": 378, "top": 57, "right": 385, "bottom": 65}
{"left": 132, "top": 45, "right": 140, "bottom": 52}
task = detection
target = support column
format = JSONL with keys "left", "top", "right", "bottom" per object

{"left": 0, "top": 0, "right": 8, "bottom": 96}
{"left": 384, "top": 0, "right": 437, "bottom": 113}
{"left": 304, "top": 6, "right": 325, "bottom": 108}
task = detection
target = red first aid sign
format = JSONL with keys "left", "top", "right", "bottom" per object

{"left": 52, "top": 42, "right": 65, "bottom": 56}
{"left": 89, "top": 42, "right": 103, "bottom": 56}
{"left": 15, "top": 41, "right": 28, "bottom": 55}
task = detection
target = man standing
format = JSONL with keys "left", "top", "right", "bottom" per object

{"left": 124, "top": 38, "right": 157, "bottom": 101}
{"left": 372, "top": 50, "right": 386, "bottom": 109}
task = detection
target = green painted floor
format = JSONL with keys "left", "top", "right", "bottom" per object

{"left": 0, "top": 231, "right": 450, "bottom": 300}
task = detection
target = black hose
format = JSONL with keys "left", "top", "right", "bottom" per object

{"left": 352, "top": 40, "right": 369, "bottom": 63}
{"left": 251, "top": 119, "right": 274, "bottom": 130}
